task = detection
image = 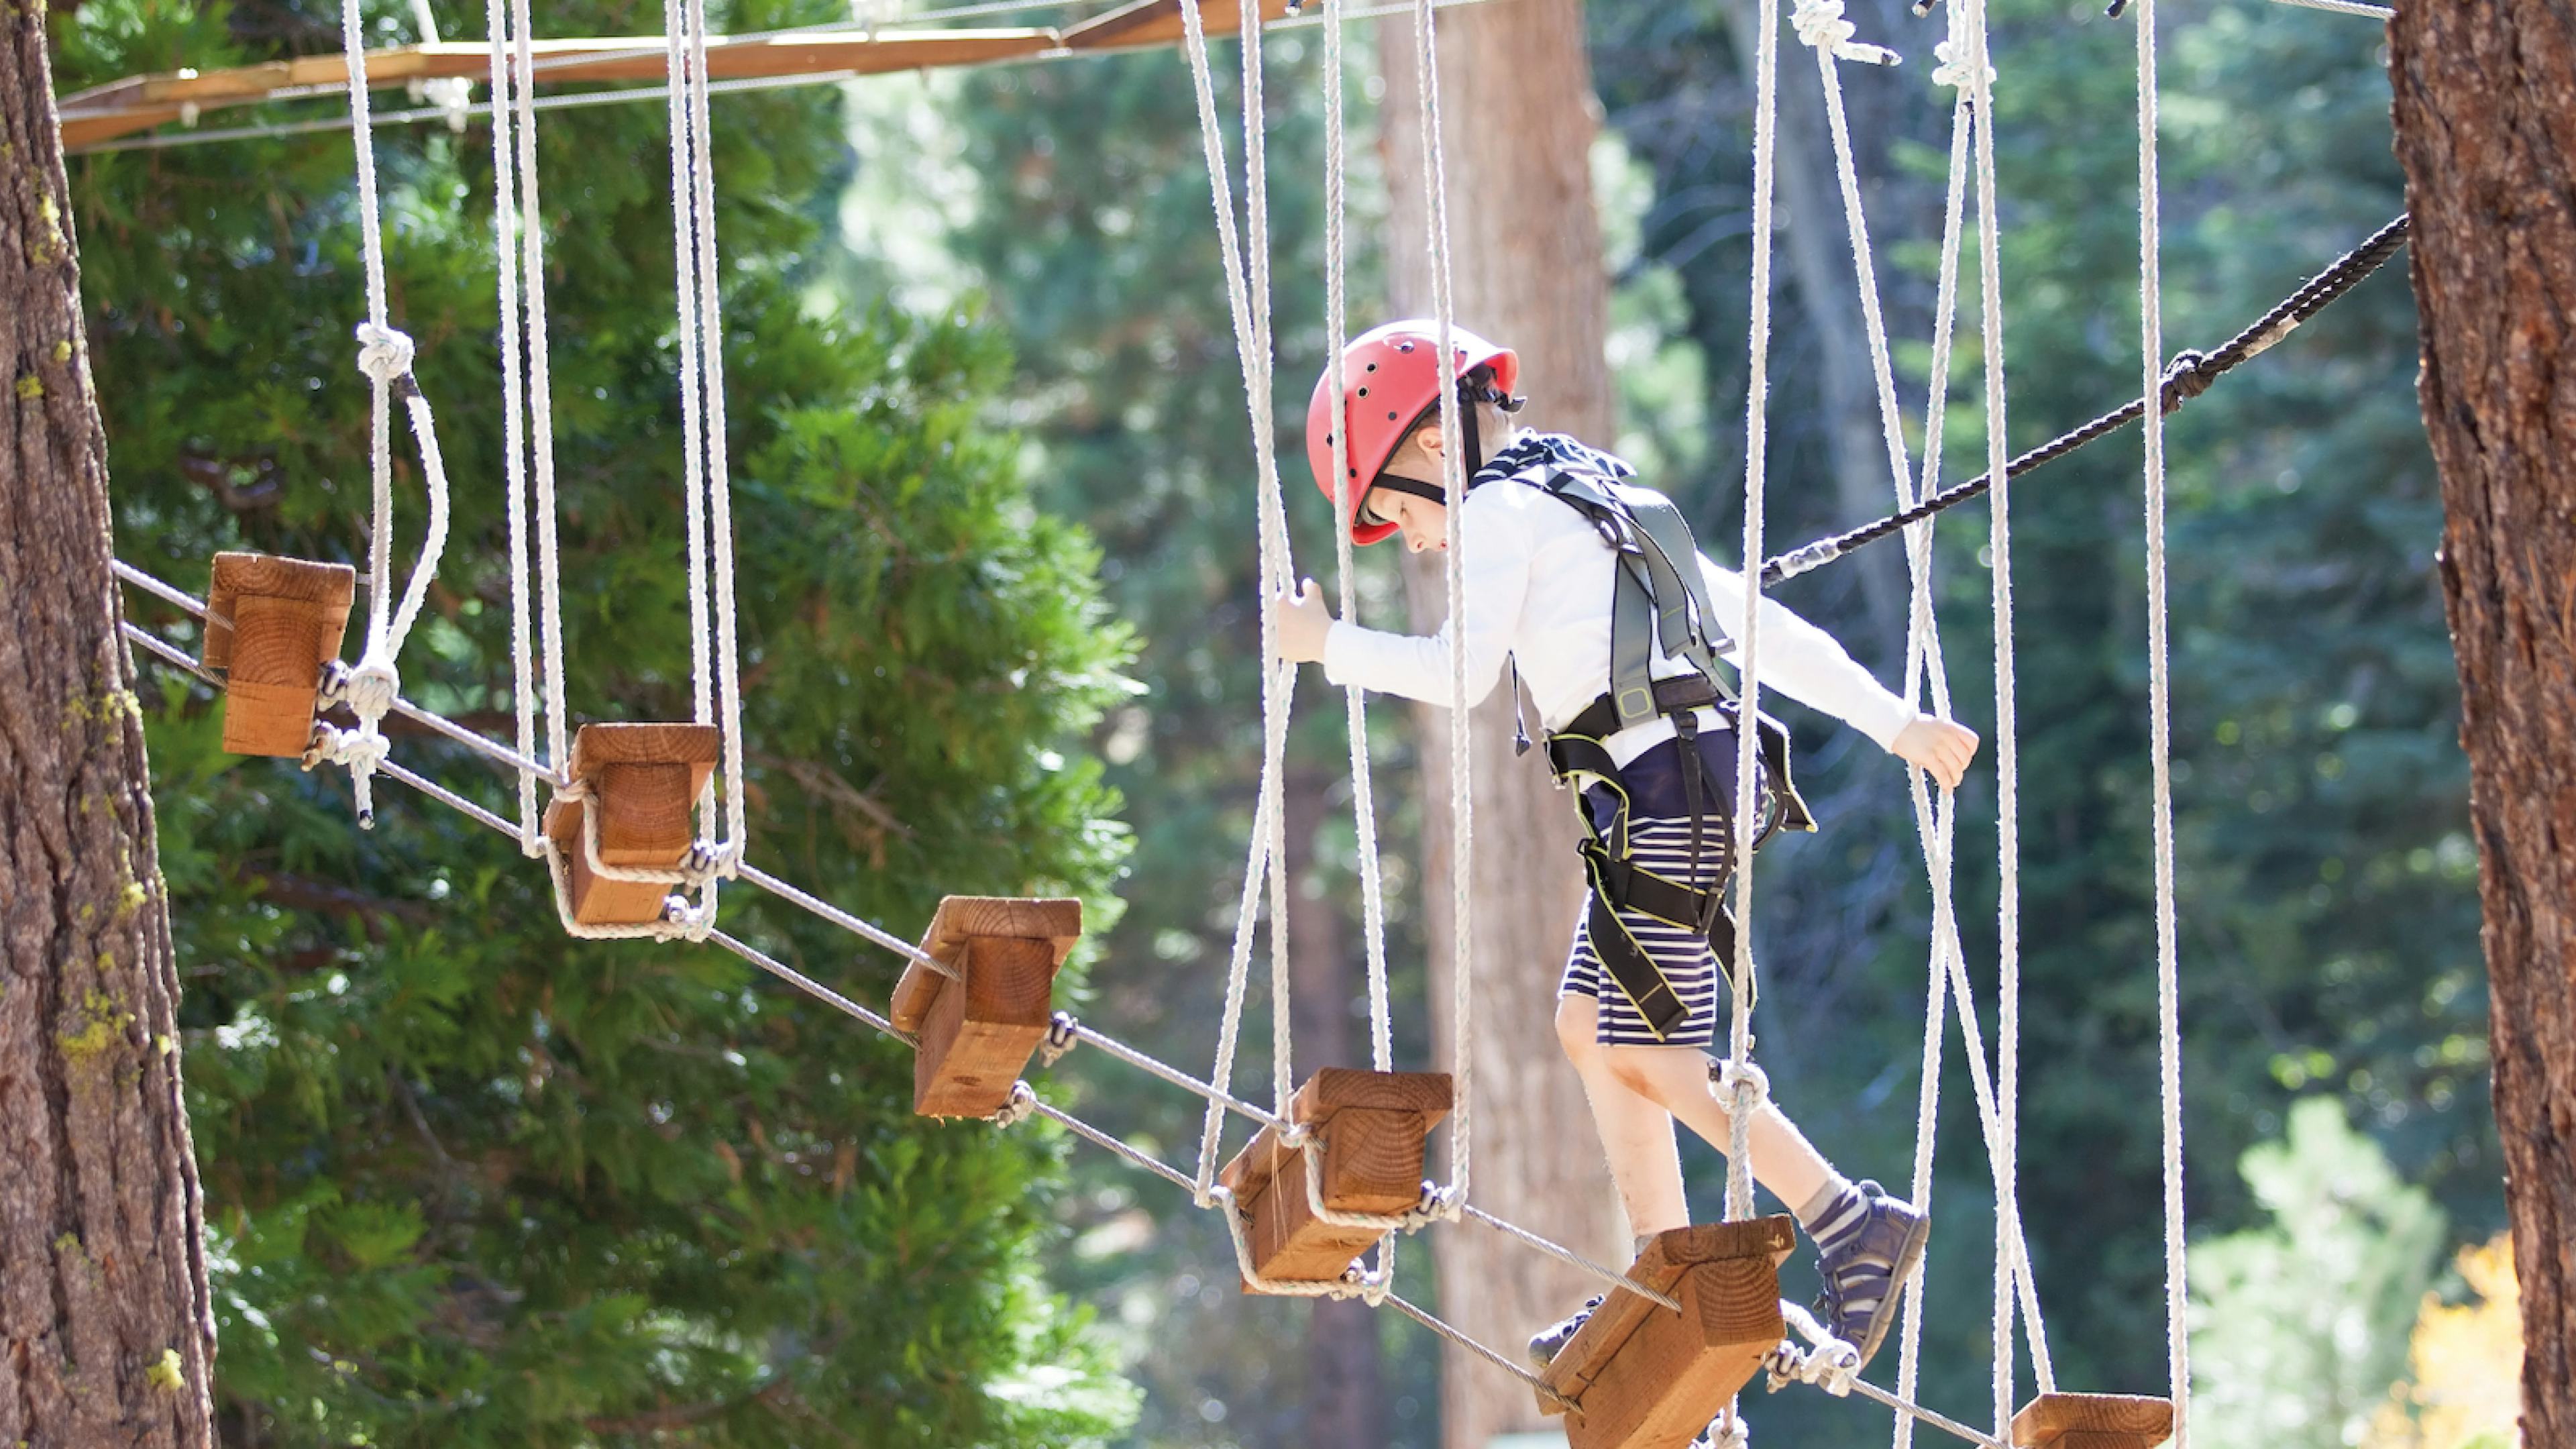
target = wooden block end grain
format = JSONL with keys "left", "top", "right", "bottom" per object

{"left": 203, "top": 553, "right": 356, "bottom": 757}
{"left": 2011, "top": 1394, "right": 2174, "bottom": 1449}
{"left": 540, "top": 722, "right": 722, "bottom": 926}
{"left": 1215, "top": 1069, "right": 1450, "bottom": 1291}
{"left": 1539, "top": 1216, "right": 1797, "bottom": 1449}
{"left": 912, "top": 935, "right": 1060, "bottom": 1118}
{"left": 888, "top": 895, "right": 1082, "bottom": 1034}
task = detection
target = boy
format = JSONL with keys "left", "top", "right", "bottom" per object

{"left": 1270, "top": 319, "right": 1978, "bottom": 1373}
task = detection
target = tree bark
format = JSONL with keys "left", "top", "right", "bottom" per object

{"left": 0, "top": 15, "right": 217, "bottom": 1448}
{"left": 1286, "top": 767, "right": 1388, "bottom": 1446}
{"left": 2386, "top": 3, "right": 2576, "bottom": 1444}
{"left": 1375, "top": 6, "right": 1628, "bottom": 1444}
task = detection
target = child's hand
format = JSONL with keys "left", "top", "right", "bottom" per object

{"left": 1271, "top": 578, "right": 1335, "bottom": 665}
{"left": 1891, "top": 715, "right": 1980, "bottom": 790}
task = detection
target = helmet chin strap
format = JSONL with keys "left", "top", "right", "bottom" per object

{"left": 1377, "top": 374, "right": 1529, "bottom": 507}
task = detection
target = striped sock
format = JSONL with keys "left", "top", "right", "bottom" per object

{"left": 1797, "top": 1177, "right": 1868, "bottom": 1254}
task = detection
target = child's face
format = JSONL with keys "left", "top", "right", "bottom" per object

{"left": 1362, "top": 486, "right": 1449, "bottom": 553}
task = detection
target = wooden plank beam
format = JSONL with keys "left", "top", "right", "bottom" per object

{"left": 203, "top": 552, "right": 355, "bottom": 757}
{"left": 58, "top": 29, "right": 1057, "bottom": 148}
{"left": 1538, "top": 1218, "right": 1798, "bottom": 1449}
{"left": 540, "top": 722, "right": 721, "bottom": 926}
{"left": 1060, "top": 0, "right": 1301, "bottom": 51}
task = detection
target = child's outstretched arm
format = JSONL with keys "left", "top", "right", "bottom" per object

{"left": 1698, "top": 555, "right": 1980, "bottom": 789}
{"left": 1267, "top": 494, "right": 1537, "bottom": 708}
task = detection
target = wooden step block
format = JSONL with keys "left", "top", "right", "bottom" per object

{"left": 890, "top": 896, "right": 1082, "bottom": 1118}
{"left": 541, "top": 722, "right": 722, "bottom": 926}
{"left": 203, "top": 553, "right": 356, "bottom": 757}
{"left": 1217, "top": 1069, "right": 1453, "bottom": 1290}
{"left": 1538, "top": 1216, "right": 1797, "bottom": 1449}
{"left": 2011, "top": 1393, "right": 2174, "bottom": 1449}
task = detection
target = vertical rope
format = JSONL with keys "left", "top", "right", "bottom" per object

{"left": 1177, "top": 0, "right": 1299, "bottom": 1167}
{"left": 486, "top": 0, "right": 537, "bottom": 850}
{"left": 515, "top": 0, "right": 568, "bottom": 782}
{"left": 1888, "top": 87, "right": 1972, "bottom": 1449}
{"left": 1318, "top": 0, "right": 1393, "bottom": 1073}
{"left": 1723, "top": 0, "right": 1782, "bottom": 1230}
{"left": 341, "top": 0, "right": 394, "bottom": 658}
{"left": 663, "top": 0, "right": 714, "bottom": 756}
{"left": 1238, "top": 0, "right": 1295, "bottom": 1117}
{"left": 686, "top": 0, "right": 747, "bottom": 856}
{"left": 1409, "top": 0, "right": 1472, "bottom": 1206}
{"left": 2135, "top": 0, "right": 2190, "bottom": 1438}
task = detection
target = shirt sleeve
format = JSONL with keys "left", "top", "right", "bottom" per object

{"left": 1697, "top": 554, "right": 1919, "bottom": 750}
{"left": 1320, "top": 491, "right": 1533, "bottom": 710}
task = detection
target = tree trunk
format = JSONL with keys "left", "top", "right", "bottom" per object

{"left": 2387, "top": 4, "right": 2576, "bottom": 1444}
{"left": 0, "top": 16, "right": 217, "bottom": 1448}
{"left": 1375, "top": 6, "right": 1627, "bottom": 1444}
{"left": 1286, "top": 767, "right": 1389, "bottom": 1446}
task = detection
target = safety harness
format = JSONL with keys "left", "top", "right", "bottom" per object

{"left": 1483, "top": 435, "right": 1817, "bottom": 1040}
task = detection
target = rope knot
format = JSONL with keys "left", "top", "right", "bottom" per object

{"left": 1930, "top": 40, "right": 1995, "bottom": 90}
{"left": 1793, "top": 0, "right": 1899, "bottom": 64}
{"left": 344, "top": 657, "right": 401, "bottom": 724}
{"left": 1715, "top": 1058, "right": 1771, "bottom": 1113}
{"left": 301, "top": 720, "right": 392, "bottom": 829}
{"left": 1792, "top": 0, "right": 1856, "bottom": 50}
{"left": 354, "top": 321, "right": 417, "bottom": 385}
{"left": 2159, "top": 348, "right": 2216, "bottom": 413}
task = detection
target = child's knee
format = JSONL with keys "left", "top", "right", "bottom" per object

{"left": 1599, "top": 1045, "right": 1664, "bottom": 1099}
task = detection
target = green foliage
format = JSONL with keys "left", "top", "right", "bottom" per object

{"left": 2190, "top": 1098, "right": 2446, "bottom": 1449}
{"left": 60, "top": 0, "right": 1139, "bottom": 1442}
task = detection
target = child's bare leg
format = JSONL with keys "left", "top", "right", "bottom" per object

{"left": 1554, "top": 994, "right": 1689, "bottom": 1238}
{"left": 1597, "top": 1043, "right": 1836, "bottom": 1214}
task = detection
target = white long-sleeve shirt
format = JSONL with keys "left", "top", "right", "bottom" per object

{"left": 1321, "top": 464, "right": 1917, "bottom": 767}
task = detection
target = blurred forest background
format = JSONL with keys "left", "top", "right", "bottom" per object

{"left": 48, "top": 0, "right": 2512, "bottom": 1442}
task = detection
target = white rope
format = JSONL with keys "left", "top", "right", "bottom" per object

{"left": 1174, "top": 0, "right": 1302, "bottom": 1189}
{"left": 1410, "top": 0, "right": 1474, "bottom": 1215}
{"left": 332, "top": 0, "right": 453, "bottom": 831}
{"left": 1946, "top": 0, "right": 2043, "bottom": 1424}
{"left": 514, "top": 0, "right": 570, "bottom": 804}
{"left": 684, "top": 0, "right": 749, "bottom": 860}
{"left": 2135, "top": 0, "right": 2190, "bottom": 1440}
{"left": 1723, "top": 0, "right": 1782, "bottom": 1230}
{"left": 2267, "top": 0, "right": 2390, "bottom": 16}
{"left": 1320, "top": 0, "right": 1395, "bottom": 1075}
{"left": 1888, "top": 64, "right": 1974, "bottom": 1449}
{"left": 1234, "top": 0, "right": 1297, "bottom": 1124}
{"left": 486, "top": 0, "right": 539, "bottom": 853}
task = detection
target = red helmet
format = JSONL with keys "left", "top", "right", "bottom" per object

{"left": 1306, "top": 319, "right": 1520, "bottom": 545}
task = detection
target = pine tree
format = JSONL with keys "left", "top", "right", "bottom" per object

{"left": 52, "top": 0, "right": 1140, "bottom": 1440}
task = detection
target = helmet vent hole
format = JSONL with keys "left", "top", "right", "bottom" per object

{"left": 1357, "top": 386, "right": 1368, "bottom": 396}
{"left": 1396, "top": 342, "right": 1414, "bottom": 352}
{"left": 1387, "top": 411, "right": 1398, "bottom": 420}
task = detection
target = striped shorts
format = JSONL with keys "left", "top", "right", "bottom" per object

{"left": 1559, "top": 814, "right": 1738, "bottom": 1049}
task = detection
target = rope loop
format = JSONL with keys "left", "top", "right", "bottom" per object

{"left": 659, "top": 888, "right": 719, "bottom": 941}
{"left": 1699, "top": 1405, "right": 1752, "bottom": 1449}
{"left": 1039, "top": 1011, "right": 1079, "bottom": 1068}
{"left": 354, "top": 321, "right": 418, "bottom": 384}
